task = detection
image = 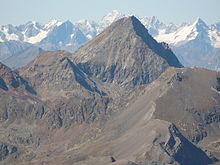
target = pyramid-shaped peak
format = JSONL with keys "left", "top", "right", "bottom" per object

{"left": 192, "top": 17, "right": 209, "bottom": 31}
{"left": 106, "top": 15, "right": 157, "bottom": 33}
{"left": 110, "top": 15, "right": 140, "bottom": 25}
{"left": 194, "top": 17, "right": 205, "bottom": 23}
{"left": 125, "top": 15, "right": 142, "bottom": 23}
{"left": 101, "top": 16, "right": 182, "bottom": 68}
{"left": 104, "top": 15, "right": 147, "bottom": 33}
{"left": 72, "top": 15, "right": 182, "bottom": 89}
{"left": 62, "top": 20, "right": 73, "bottom": 26}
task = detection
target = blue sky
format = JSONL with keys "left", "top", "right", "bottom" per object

{"left": 0, "top": 0, "right": 219, "bottom": 25}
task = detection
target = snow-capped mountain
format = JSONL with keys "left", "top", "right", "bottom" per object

{"left": 0, "top": 10, "right": 219, "bottom": 71}
{"left": 44, "top": 19, "right": 62, "bottom": 30}
{"left": 0, "top": 19, "right": 87, "bottom": 47}
{"left": 39, "top": 20, "right": 88, "bottom": 52}
{"left": 99, "top": 10, "right": 124, "bottom": 30}
{"left": 155, "top": 18, "right": 211, "bottom": 46}
{"left": 0, "top": 19, "right": 89, "bottom": 69}
{"left": 153, "top": 18, "right": 220, "bottom": 70}
{"left": 21, "top": 20, "right": 61, "bottom": 44}
{"left": 75, "top": 19, "right": 98, "bottom": 39}
{"left": 0, "top": 24, "right": 23, "bottom": 42}
{"left": 92, "top": 11, "right": 220, "bottom": 71}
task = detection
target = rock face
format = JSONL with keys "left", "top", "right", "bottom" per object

{"left": 148, "top": 124, "right": 212, "bottom": 165}
{"left": 0, "top": 16, "right": 219, "bottom": 165}
{"left": 0, "top": 62, "right": 35, "bottom": 94}
{"left": 74, "top": 67, "right": 218, "bottom": 165}
{"left": 72, "top": 16, "right": 182, "bottom": 89}
{"left": 153, "top": 67, "right": 220, "bottom": 144}
{"left": 20, "top": 50, "right": 109, "bottom": 129}
{"left": 0, "top": 142, "right": 18, "bottom": 161}
{"left": 0, "top": 62, "right": 45, "bottom": 164}
{"left": 21, "top": 51, "right": 105, "bottom": 98}
{"left": 19, "top": 16, "right": 182, "bottom": 130}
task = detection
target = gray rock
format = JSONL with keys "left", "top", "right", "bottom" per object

{"left": 72, "top": 16, "right": 182, "bottom": 90}
{"left": 0, "top": 142, "right": 18, "bottom": 161}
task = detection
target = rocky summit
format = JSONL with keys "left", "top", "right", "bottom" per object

{"left": 0, "top": 16, "right": 219, "bottom": 165}
{"left": 72, "top": 16, "right": 182, "bottom": 89}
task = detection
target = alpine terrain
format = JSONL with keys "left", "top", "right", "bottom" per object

{"left": 0, "top": 10, "right": 219, "bottom": 71}
{"left": 0, "top": 15, "right": 220, "bottom": 165}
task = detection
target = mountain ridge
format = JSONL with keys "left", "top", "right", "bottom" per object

{"left": 71, "top": 16, "right": 182, "bottom": 89}
{"left": 0, "top": 10, "right": 219, "bottom": 71}
{"left": 0, "top": 14, "right": 219, "bottom": 165}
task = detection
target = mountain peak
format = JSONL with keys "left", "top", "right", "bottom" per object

{"left": 0, "top": 62, "right": 35, "bottom": 94}
{"left": 106, "top": 10, "right": 121, "bottom": 17}
{"left": 107, "top": 16, "right": 182, "bottom": 67}
{"left": 72, "top": 16, "right": 182, "bottom": 88}
{"left": 24, "top": 21, "right": 41, "bottom": 29}
{"left": 44, "top": 19, "right": 62, "bottom": 29}
{"left": 49, "top": 19, "right": 59, "bottom": 24}
{"left": 27, "top": 21, "right": 37, "bottom": 25}
{"left": 194, "top": 17, "right": 204, "bottom": 23}
{"left": 100, "top": 10, "right": 123, "bottom": 27}
{"left": 193, "top": 17, "right": 209, "bottom": 31}
{"left": 77, "top": 19, "right": 88, "bottom": 24}
{"left": 63, "top": 20, "right": 73, "bottom": 26}
{"left": 105, "top": 15, "right": 144, "bottom": 31}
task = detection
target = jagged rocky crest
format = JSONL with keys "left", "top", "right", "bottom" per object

{"left": 0, "top": 62, "right": 36, "bottom": 94}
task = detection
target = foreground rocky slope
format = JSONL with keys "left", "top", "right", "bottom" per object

{"left": 61, "top": 67, "right": 219, "bottom": 165}
{"left": 0, "top": 16, "right": 219, "bottom": 165}
{"left": 12, "top": 68, "right": 220, "bottom": 165}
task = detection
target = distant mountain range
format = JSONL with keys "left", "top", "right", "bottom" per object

{"left": 0, "top": 10, "right": 219, "bottom": 70}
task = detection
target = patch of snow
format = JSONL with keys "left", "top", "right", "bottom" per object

{"left": 209, "top": 29, "right": 220, "bottom": 48}
{"left": 44, "top": 19, "right": 62, "bottom": 30}
{"left": 76, "top": 19, "right": 98, "bottom": 39}
{"left": 96, "top": 10, "right": 124, "bottom": 33}
{"left": 77, "top": 19, "right": 94, "bottom": 32}
{"left": 86, "top": 34, "right": 93, "bottom": 40}
{"left": 101, "top": 10, "right": 122, "bottom": 24}
{"left": 66, "top": 43, "right": 72, "bottom": 46}
{"left": 3, "top": 26, "right": 19, "bottom": 41}
{"left": 155, "top": 20, "right": 200, "bottom": 46}
{"left": 31, "top": 21, "right": 38, "bottom": 29}
{"left": 24, "top": 30, "right": 48, "bottom": 43}
{"left": 6, "top": 33, "right": 19, "bottom": 41}
{"left": 70, "top": 33, "right": 75, "bottom": 39}
{"left": 59, "top": 41, "right": 63, "bottom": 46}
